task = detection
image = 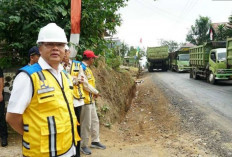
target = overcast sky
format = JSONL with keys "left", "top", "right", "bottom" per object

{"left": 116, "top": 0, "right": 232, "bottom": 48}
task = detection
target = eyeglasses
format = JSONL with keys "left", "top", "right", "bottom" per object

{"left": 42, "top": 42, "right": 65, "bottom": 49}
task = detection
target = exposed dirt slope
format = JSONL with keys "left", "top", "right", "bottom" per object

{"left": 92, "top": 57, "right": 137, "bottom": 125}
{"left": 86, "top": 72, "right": 214, "bottom": 157}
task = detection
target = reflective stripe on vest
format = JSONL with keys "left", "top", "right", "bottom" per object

{"left": 74, "top": 62, "right": 80, "bottom": 72}
{"left": 71, "top": 61, "right": 85, "bottom": 100}
{"left": 47, "top": 116, "right": 57, "bottom": 157}
{"left": 23, "top": 139, "right": 30, "bottom": 150}
{"left": 23, "top": 124, "right": 29, "bottom": 132}
{"left": 63, "top": 70, "right": 74, "bottom": 90}
{"left": 83, "top": 67, "right": 95, "bottom": 104}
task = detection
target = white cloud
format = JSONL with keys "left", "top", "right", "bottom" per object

{"left": 116, "top": 0, "right": 232, "bottom": 47}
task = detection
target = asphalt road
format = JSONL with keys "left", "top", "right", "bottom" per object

{"left": 149, "top": 70, "right": 232, "bottom": 134}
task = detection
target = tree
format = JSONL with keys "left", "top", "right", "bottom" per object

{"left": 229, "top": 14, "right": 232, "bottom": 24}
{"left": 0, "top": 0, "right": 128, "bottom": 67}
{"left": 215, "top": 24, "right": 227, "bottom": 41}
{"left": 127, "top": 46, "right": 137, "bottom": 57}
{"left": 127, "top": 46, "right": 145, "bottom": 60}
{"left": 225, "top": 14, "right": 232, "bottom": 38}
{"left": 159, "top": 39, "right": 179, "bottom": 52}
{"left": 119, "top": 42, "right": 129, "bottom": 58}
{"left": 186, "top": 16, "right": 211, "bottom": 45}
{"left": 0, "top": 0, "right": 71, "bottom": 66}
{"left": 79, "top": 0, "right": 128, "bottom": 55}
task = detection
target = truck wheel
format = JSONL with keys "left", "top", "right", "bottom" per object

{"left": 171, "top": 66, "right": 174, "bottom": 72}
{"left": 148, "top": 66, "right": 153, "bottom": 72}
{"left": 163, "top": 67, "right": 168, "bottom": 72}
{"left": 208, "top": 72, "right": 216, "bottom": 84}
{"left": 193, "top": 69, "right": 198, "bottom": 80}
{"left": 177, "top": 66, "right": 180, "bottom": 73}
{"left": 190, "top": 69, "right": 193, "bottom": 78}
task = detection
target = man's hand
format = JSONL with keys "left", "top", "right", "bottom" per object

{"left": 93, "top": 93, "right": 101, "bottom": 99}
{"left": 73, "top": 76, "right": 84, "bottom": 85}
{"left": 6, "top": 112, "right": 24, "bottom": 135}
{"left": 77, "top": 76, "right": 84, "bottom": 83}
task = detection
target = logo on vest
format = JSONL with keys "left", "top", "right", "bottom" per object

{"left": 37, "top": 80, "right": 55, "bottom": 94}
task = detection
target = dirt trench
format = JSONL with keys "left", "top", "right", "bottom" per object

{"left": 87, "top": 71, "right": 215, "bottom": 157}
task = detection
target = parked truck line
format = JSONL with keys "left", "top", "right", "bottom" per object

{"left": 189, "top": 39, "right": 232, "bottom": 84}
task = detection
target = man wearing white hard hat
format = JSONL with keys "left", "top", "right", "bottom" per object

{"left": 6, "top": 23, "right": 80, "bottom": 157}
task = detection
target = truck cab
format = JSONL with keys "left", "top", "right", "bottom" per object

{"left": 176, "top": 54, "right": 190, "bottom": 72}
{"left": 208, "top": 48, "right": 232, "bottom": 83}
{"left": 170, "top": 45, "right": 193, "bottom": 73}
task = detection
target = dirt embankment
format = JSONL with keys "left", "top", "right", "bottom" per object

{"left": 92, "top": 57, "right": 137, "bottom": 126}
{"left": 88, "top": 71, "right": 215, "bottom": 157}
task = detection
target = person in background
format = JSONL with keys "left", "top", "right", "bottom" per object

{"left": 28, "top": 46, "right": 40, "bottom": 65}
{"left": 80, "top": 50, "right": 106, "bottom": 155}
{"left": 0, "top": 67, "right": 8, "bottom": 147}
{"left": 6, "top": 23, "right": 80, "bottom": 157}
{"left": 62, "top": 45, "right": 72, "bottom": 73}
{"left": 62, "top": 45, "right": 85, "bottom": 157}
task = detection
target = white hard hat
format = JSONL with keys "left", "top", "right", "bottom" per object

{"left": 37, "top": 23, "right": 67, "bottom": 44}
{"left": 65, "top": 44, "right": 69, "bottom": 50}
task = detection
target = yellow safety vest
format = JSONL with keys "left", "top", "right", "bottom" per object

{"left": 83, "top": 67, "right": 96, "bottom": 104}
{"left": 70, "top": 60, "right": 85, "bottom": 100}
{"left": 20, "top": 64, "right": 80, "bottom": 157}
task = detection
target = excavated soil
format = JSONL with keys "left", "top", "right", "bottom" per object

{"left": 88, "top": 72, "right": 213, "bottom": 157}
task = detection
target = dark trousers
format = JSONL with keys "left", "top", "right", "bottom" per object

{"left": 74, "top": 106, "right": 82, "bottom": 157}
{"left": 0, "top": 99, "right": 8, "bottom": 139}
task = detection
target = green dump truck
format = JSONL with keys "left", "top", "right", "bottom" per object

{"left": 147, "top": 46, "right": 169, "bottom": 72}
{"left": 189, "top": 39, "right": 232, "bottom": 84}
{"left": 169, "top": 45, "right": 192, "bottom": 72}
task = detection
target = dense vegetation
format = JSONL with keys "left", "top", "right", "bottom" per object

{"left": 0, "top": 0, "right": 128, "bottom": 68}
{"left": 186, "top": 15, "right": 232, "bottom": 45}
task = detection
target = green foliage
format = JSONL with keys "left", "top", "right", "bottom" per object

{"left": 215, "top": 24, "right": 227, "bottom": 41}
{"left": 124, "top": 46, "right": 143, "bottom": 67}
{"left": 105, "top": 49, "right": 122, "bottom": 70}
{"left": 225, "top": 28, "right": 232, "bottom": 38}
{"left": 127, "top": 46, "right": 145, "bottom": 60}
{"left": 225, "top": 15, "right": 232, "bottom": 38}
{"left": 120, "top": 42, "right": 129, "bottom": 58}
{"left": 159, "top": 39, "right": 179, "bottom": 52}
{"left": 77, "top": 0, "right": 128, "bottom": 56}
{"left": 186, "top": 16, "right": 211, "bottom": 45}
{"left": 0, "top": 0, "right": 70, "bottom": 67}
{"left": 104, "top": 122, "right": 112, "bottom": 129}
{"left": 127, "top": 46, "right": 137, "bottom": 57}
{"left": 0, "top": 0, "right": 128, "bottom": 68}
{"left": 229, "top": 15, "right": 232, "bottom": 24}
{"left": 101, "top": 105, "right": 110, "bottom": 113}
{"left": 107, "top": 41, "right": 129, "bottom": 59}
{"left": 96, "top": 104, "right": 110, "bottom": 122}
{"left": 0, "top": 57, "right": 13, "bottom": 68}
